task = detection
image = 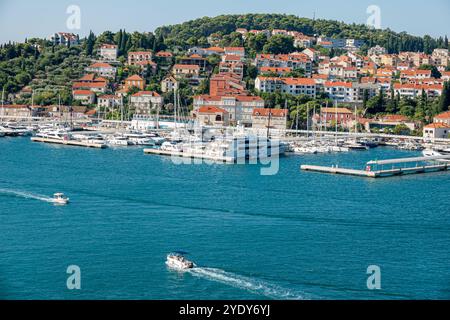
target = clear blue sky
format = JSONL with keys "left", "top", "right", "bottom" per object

{"left": 1, "top": 0, "right": 449, "bottom": 43}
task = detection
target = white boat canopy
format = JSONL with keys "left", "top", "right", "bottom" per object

{"left": 367, "top": 155, "right": 450, "bottom": 166}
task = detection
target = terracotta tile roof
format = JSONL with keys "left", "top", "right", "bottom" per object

{"left": 394, "top": 83, "right": 443, "bottom": 90}
{"left": 321, "top": 107, "right": 353, "bottom": 114}
{"left": 173, "top": 64, "right": 200, "bottom": 70}
{"left": 88, "top": 62, "right": 114, "bottom": 69}
{"left": 224, "top": 47, "right": 245, "bottom": 52}
{"left": 79, "top": 74, "right": 96, "bottom": 81}
{"left": 156, "top": 51, "right": 173, "bottom": 57}
{"left": 206, "top": 47, "right": 225, "bottom": 53}
{"left": 253, "top": 108, "right": 288, "bottom": 117}
{"left": 72, "top": 81, "right": 107, "bottom": 89}
{"left": 382, "top": 114, "right": 409, "bottom": 122}
{"left": 257, "top": 77, "right": 316, "bottom": 86}
{"left": 132, "top": 91, "right": 160, "bottom": 97}
{"left": 73, "top": 90, "right": 94, "bottom": 95}
{"left": 99, "top": 95, "right": 120, "bottom": 99}
{"left": 100, "top": 44, "right": 117, "bottom": 49}
{"left": 435, "top": 111, "right": 450, "bottom": 119}
{"left": 324, "top": 81, "right": 353, "bottom": 88}
{"left": 128, "top": 51, "right": 152, "bottom": 55}
{"left": 126, "top": 75, "right": 144, "bottom": 81}
{"left": 198, "top": 106, "right": 228, "bottom": 114}
{"left": 424, "top": 123, "right": 450, "bottom": 129}
{"left": 259, "top": 67, "right": 292, "bottom": 73}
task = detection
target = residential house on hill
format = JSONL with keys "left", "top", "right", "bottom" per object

{"left": 130, "top": 91, "right": 163, "bottom": 116}
{"left": 124, "top": 75, "right": 146, "bottom": 91}
{"left": 99, "top": 44, "right": 118, "bottom": 61}
{"left": 85, "top": 62, "right": 117, "bottom": 79}
{"left": 252, "top": 108, "right": 288, "bottom": 130}
{"left": 192, "top": 106, "right": 230, "bottom": 126}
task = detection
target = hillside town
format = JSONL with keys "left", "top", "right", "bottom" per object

{"left": 1, "top": 26, "right": 450, "bottom": 140}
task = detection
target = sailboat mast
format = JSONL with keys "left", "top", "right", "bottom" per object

{"left": 174, "top": 89, "right": 177, "bottom": 130}
{"left": 306, "top": 102, "right": 309, "bottom": 139}
{"left": 335, "top": 101, "right": 338, "bottom": 145}
{"left": 1, "top": 87, "right": 4, "bottom": 122}
{"left": 266, "top": 110, "right": 272, "bottom": 138}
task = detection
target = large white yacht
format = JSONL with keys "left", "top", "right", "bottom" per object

{"left": 205, "top": 136, "right": 287, "bottom": 160}
{"left": 36, "top": 129, "right": 72, "bottom": 140}
{"left": 423, "top": 148, "right": 450, "bottom": 162}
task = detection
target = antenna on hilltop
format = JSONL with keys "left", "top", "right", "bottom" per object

{"left": 313, "top": 11, "right": 316, "bottom": 21}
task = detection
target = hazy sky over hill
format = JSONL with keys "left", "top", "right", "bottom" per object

{"left": 0, "top": 0, "right": 449, "bottom": 43}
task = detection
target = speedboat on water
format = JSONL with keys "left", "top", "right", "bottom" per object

{"left": 166, "top": 253, "right": 195, "bottom": 271}
{"left": 52, "top": 193, "right": 69, "bottom": 205}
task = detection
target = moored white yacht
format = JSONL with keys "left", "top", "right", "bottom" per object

{"left": 160, "top": 141, "right": 184, "bottom": 152}
{"left": 423, "top": 148, "right": 450, "bottom": 162}
{"left": 106, "top": 135, "right": 131, "bottom": 146}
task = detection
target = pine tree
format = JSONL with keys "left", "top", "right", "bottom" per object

{"left": 438, "top": 81, "right": 450, "bottom": 112}
{"left": 116, "top": 29, "right": 123, "bottom": 56}
{"left": 120, "top": 30, "right": 128, "bottom": 55}
{"left": 85, "top": 31, "right": 95, "bottom": 56}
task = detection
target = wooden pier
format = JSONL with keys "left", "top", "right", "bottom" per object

{"left": 143, "top": 148, "right": 235, "bottom": 163}
{"left": 301, "top": 155, "right": 450, "bottom": 178}
{"left": 31, "top": 137, "right": 106, "bottom": 149}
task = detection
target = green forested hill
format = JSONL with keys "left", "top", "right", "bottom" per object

{"left": 0, "top": 13, "right": 449, "bottom": 104}
{"left": 156, "top": 13, "right": 448, "bottom": 53}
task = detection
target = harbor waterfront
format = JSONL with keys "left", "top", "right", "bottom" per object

{"left": 0, "top": 137, "right": 449, "bottom": 300}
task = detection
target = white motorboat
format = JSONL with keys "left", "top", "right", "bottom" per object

{"left": 166, "top": 253, "right": 195, "bottom": 271}
{"left": 35, "top": 129, "right": 72, "bottom": 141}
{"left": 293, "top": 146, "right": 318, "bottom": 154}
{"left": 52, "top": 193, "right": 69, "bottom": 205}
{"left": 344, "top": 142, "right": 369, "bottom": 151}
{"left": 0, "top": 126, "right": 18, "bottom": 136}
{"left": 398, "top": 142, "right": 424, "bottom": 151}
{"left": 146, "top": 133, "right": 165, "bottom": 145}
{"left": 423, "top": 148, "right": 450, "bottom": 162}
{"left": 160, "top": 141, "right": 184, "bottom": 152}
{"left": 7, "top": 125, "right": 33, "bottom": 136}
{"left": 329, "top": 145, "right": 350, "bottom": 153}
{"left": 122, "top": 133, "right": 156, "bottom": 146}
{"left": 106, "top": 135, "right": 131, "bottom": 146}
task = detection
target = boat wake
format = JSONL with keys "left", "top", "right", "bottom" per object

{"left": 189, "top": 267, "right": 308, "bottom": 300}
{"left": 0, "top": 188, "right": 54, "bottom": 203}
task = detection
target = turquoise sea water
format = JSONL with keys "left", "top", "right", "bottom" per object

{"left": 0, "top": 137, "right": 449, "bottom": 300}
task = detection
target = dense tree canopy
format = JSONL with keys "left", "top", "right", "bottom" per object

{"left": 263, "top": 35, "right": 295, "bottom": 54}
{"left": 156, "top": 14, "right": 448, "bottom": 53}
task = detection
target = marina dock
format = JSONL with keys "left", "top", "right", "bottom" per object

{"left": 301, "top": 155, "right": 450, "bottom": 178}
{"left": 143, "top": 148, "right": 235, "bottom": 163}
{"left": 31, "top": 137, "right": 106, "bottom": 149}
